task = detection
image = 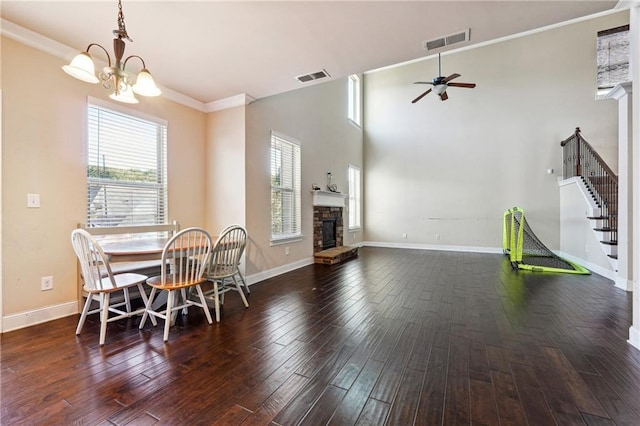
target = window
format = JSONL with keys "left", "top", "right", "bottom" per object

{"left": 348, "top": 165, "right": 361, "bottom": 229}
{"left": 271, "top": 132, "right": 301, "bottom": 242}
{"left": 348, "top": 74, "right": 361, "bottom": 126}
{"left": 87, "top": 101, "right": 167, "bottom": 227}
{"left": 596, "top": 25, "right": 630, "bottom": 97}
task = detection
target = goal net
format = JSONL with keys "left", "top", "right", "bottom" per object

{"left": 503, "top": 207, "right": 589, "bottom": 274}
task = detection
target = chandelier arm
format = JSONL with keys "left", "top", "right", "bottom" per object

{"left": 122, "top": 55, "right": 147, "bottom": 72}
{"left": 85, "top": 43, "right": 112, "bottom": 67}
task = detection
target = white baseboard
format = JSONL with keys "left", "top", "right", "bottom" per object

{"left": 363, "top": 241, "right": 503, "bottom": 254}
{"left": 629, "top": 326, "right": 640, "bottom": 351}
{"left": 615, "top": 277, "right": 634, "bottom": 292}
{"left": 246, "top": 257, "right": 314, "bottom": 285}
{"left": 2, "top": 301, "right": 78, "bottom": 333}
{"left": 556, "top": 250, "right": 616, "bottom": 282}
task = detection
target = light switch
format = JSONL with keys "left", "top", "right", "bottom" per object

{"left": 27, "top": 193, "right": 40, "bottom": 208}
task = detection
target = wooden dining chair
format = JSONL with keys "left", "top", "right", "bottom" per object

{"left": 219, "top": 224, "right": 250, "bottom": 294}
{"left": 139, "top": 227, "right": 213, "bottom": 342}
{"left": 71, "top": 229, "right": 156, "bottom": 346}
{"left": 203, "top": 225, "right": 249, "bottom": 322}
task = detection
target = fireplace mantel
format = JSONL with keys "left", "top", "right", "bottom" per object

{"left": 311, "top": 190, "right": 347, "bottom": 207}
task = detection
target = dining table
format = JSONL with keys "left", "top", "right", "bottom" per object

{"left": 100, "top": 237, "right": 172, "bottom": 262}
{"left": 99, "top": 235, "right": 215, "bottom": 318}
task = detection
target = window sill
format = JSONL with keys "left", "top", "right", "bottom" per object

{"left": 270, "top": 235, "right": 303, "bottom": 246}
{"left": 348, "top": 227, "right": 362, "bottom": 232}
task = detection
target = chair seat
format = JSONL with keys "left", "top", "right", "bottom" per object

{"left": 84, "top": 272, "right": 148, "bottom": 294}
{"left": 147, "top": 274, "right": 207, "bottom": 290}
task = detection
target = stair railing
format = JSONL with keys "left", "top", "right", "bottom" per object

{"left": 561, "top": 127, "right": 618, "bottom": 243}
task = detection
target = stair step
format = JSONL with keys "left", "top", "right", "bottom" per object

{"left": 587, "top": 216, "right": 616, "bottom": 220}
{"left": 594, "top": 228, "right": 616, "bottom": 232}
{"left": 601, "top": 240, "right": 618, "bottom": 246}
{"left": 608, "top": 254, "right": 618, "bottom": 260}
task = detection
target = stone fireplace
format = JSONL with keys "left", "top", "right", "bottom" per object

{"left": 311, "top": 190, "right": 358, "bottom": 264}
{"left": 313, "top": 206, "right": 343, "bottom": 253}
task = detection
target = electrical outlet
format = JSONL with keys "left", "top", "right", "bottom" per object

{"left": 436, "top": 233, "right": 441, "bottom": 240}
{"left": 285, "top": 247, "right": 290, "bottom": 256}
{"left": 402, "top": 233, "right": 407, "bottom": 239}
{"left": 27, "top": 193, "right": 41, "bottom": 208}
{"left": 41, "top": 276, "right": 53, "bottom": 291}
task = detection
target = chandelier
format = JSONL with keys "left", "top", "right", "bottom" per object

{"left": 62, "top": 0, "right": 161, "bottom": 104}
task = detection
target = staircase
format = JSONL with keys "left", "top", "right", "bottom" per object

{"left": 561, "top": 128, "right": 618, "bottom": 267}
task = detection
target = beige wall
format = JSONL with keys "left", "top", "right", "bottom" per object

{"left": 245, "top": 78, "right": 363, "bottom": 277}
{"left": 363, "top": 12, "right": 626, "bottom": 251}
{"left": 1, "top": 36, "right": 206, "bottom": 321}
{"left": 205, "top": 106, "right": 246, "bottom": 233}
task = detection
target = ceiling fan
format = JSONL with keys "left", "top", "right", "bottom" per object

{"left": 411, "top": 53, "right": 476, "bottom": 103}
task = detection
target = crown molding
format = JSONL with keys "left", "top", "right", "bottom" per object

{"left": 367, "top": 8, "right": 626, "bottom": 75}
{"left": 204, "top": 94, "right": 256, "bottom": 112}
{"left": 0, "top": 18, "right": 223, "bottom": 112}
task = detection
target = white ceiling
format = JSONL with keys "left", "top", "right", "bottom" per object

{"left": 1, "top": 1, "right": 619, "bottom": 106}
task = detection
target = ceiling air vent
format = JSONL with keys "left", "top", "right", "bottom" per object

{"left": 296, "top": 69, "right": 331, "bottom": 84}
{"left": 423, "top": 29, "right": 470, "bottom": 51}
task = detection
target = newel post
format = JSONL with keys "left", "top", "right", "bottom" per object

{"left": 575, "top": 127, "right": 581, "bottom": 176}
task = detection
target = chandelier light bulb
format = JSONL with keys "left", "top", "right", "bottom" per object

{"left": 62, "top": 52, "right": 100, "bottom": 84}
{"left": 109, "top": 84, "right": 139, "bottom": 104}
{"left": 133, "top": 69, "right": 161, "bottom": 97}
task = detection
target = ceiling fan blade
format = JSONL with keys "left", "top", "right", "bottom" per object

{"left": 444, "top": 73, "right": 461, "bottom": 83}
{"left": 440, "top": 91, "right": 449, "bottom": 101}
{"left": 411, "top": 88, "right": 432, "bottom": 103}
{"left": 413, "top": 81, "right": 434, "bottom": 85}
{"left": 447, "top": 82, "right": 476, "bottom": 88}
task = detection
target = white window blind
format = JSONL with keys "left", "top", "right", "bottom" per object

{"left": 271, "top": 132, "right": 301, "bottom": 241}
{"left": 348, "top": 74, "right": 361, "bottom": 126}
{"left": 596, "top": 25, "right": 630, "bottom": 96}
{"left": 87, "top": 103, "right": 167, "bottom": 227}
{"left": 348, "top": 165, "right": 361, "bottom": 229}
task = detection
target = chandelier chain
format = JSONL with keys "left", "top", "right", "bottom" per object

{"left": 115, "top": 0, "right": 132, "bottom": 41}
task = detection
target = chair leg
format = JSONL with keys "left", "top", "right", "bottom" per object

{"left": 139, "top": 287, "right": 157, "bottom": 330}
{"left": 181, "top": 288, "right": 188, "bottom": 315}
{"left": 99, "top": 293, "right": 110, "bottom": 346}
{"left": 76, "top": 293, "right": 94, "bottom": 335}
{"left": 164, "top": 290, "right": 174, "bottom": 342}
{"left": 213, "top": 280, "right": 220, "bottom": 322}
{"left": 195, "top": 285, "right": 213, "bottom": 324}
{"left": 233, "top": 276, "right": 249, "bottom": 308}
{"left": 137, "top": 284, "right": 157, "bottom": 326}
{"left": 237, "top": 269, "right": 249, "bottom": 294}
{"left": 123, "top": 287, "right": 132, "bottom": 313}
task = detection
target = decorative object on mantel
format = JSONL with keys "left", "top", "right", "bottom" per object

{"left": 312, "top": 184, "right": 321, "bottom": 190}
{"left": 326, "top": 172, "right": 340, "bottom": 193}
{"left": 62, "top": 0, "right": 161, "bottom": 104}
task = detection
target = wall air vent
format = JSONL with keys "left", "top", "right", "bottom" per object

{"left": 423, "top": 29, "right": 470, "bottom": 51}
{"left": 296, "top": 69, "right": 331, "bottom": 83}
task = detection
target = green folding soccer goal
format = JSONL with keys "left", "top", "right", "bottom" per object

{"left": 503, "top": 207, "right": 590, "bottom": 274}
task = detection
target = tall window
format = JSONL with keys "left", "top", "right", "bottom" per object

{"left": 596, "top": 25, "right": 630, "bottom": 97}
{"left": 348, "top": 165, "right": 361, "bottom": 229}
{"left": 87, "top": 101, "right": 167, "bottom": 227}
{"left": 271, "top": 132, "right": 301, "bottom": 242}
{"left": 348, "top": 74, "right": 361, "bottom": 126}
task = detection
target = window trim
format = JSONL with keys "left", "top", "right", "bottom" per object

{"left": 348, "top": 74, "right": 362, "bottom": 127}
{"left": 270, "top": 131, "right": 302, "bottom": 243}
{"left": 86, "top": 97, "right": 168, "bottom": 228}
{"left": 348, "top": 164, "right": 362, "bottom": 230}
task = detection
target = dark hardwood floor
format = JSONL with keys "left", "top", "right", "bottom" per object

{"left": 2, "top": 247, "right": 640, "bottom": 425}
